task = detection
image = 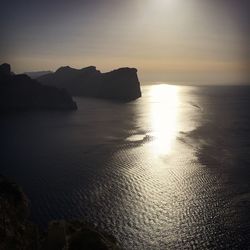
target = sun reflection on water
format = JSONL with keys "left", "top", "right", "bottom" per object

{"left": 149, "top": 84, "right": 179, "bottom": 155}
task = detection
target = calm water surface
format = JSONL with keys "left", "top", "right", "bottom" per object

{"left": 1, "top": 84, "right": 250, "bottom": 249}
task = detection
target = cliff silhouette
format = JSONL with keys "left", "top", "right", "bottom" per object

{"left": 0, "top": 64, "right": 77, "bottom": 112}
{"left": 0, "top": 175, "right": 120, "bottom": 249}
{"left": 37, "top": 66, "right": 141, "bottom": 101}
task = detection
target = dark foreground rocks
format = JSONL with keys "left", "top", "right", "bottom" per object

{"left": 0, "top": 63, "right": 77, "bottom": 112}
{"left": 0, "top": 175, "right": 120, "bottom": 250}
{"left": 0, "top": 175, "right": 38, "bottom": 249}
{"left": 45, "top": 220, "right": 119, "bottom": 250}
{"left": 38, "top": 66, "right": 141, "bottom": 101}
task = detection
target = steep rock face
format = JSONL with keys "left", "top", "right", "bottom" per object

{"left": 99, "top": 68, "right": 141, "bottom": 101}
{"left": 0, "top": 176, "right": 120, "bottom": 249}
{"left": 38, "top": 66, "right": 141, "bottom": 101}
{"left": 0, "top": 175, "right": 38, "bottom": 249}
{"left": 0, "top": 63, "right": 77, "bottom": 112}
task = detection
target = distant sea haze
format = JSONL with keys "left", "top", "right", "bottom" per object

{"left": 1, "top": 84, "right": 250, "bottom": 249}
{"left": 24, "top": 71, "right": 53, "bottom": 79}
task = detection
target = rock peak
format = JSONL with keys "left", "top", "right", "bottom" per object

{"left": 56, "top": 66, "right": 75, "bottom": 73}
{"left": 0, "top": 63, "right": 11, "bottom": 76}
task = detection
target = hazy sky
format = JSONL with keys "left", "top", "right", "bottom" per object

{"left": 1, "top": 0, "right": 249, "bottom": 84}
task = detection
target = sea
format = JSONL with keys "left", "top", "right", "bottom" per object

{"left": 1, "top": 84, "right": 250, "bottom": 249}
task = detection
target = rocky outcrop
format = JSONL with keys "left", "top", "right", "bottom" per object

{"left": 0, "top": 64, "right": 77, "bottom": 112}
{"left": 0, "top": 176, "right": 120, "bottom": 249}
{"left": 0, "top": 175, "right": 39, "bottom": 249}
{"left": 0, "top": 63, "right": 11, "bottom": 76}
{"left": 38, "top": 66, "right": 141, "bottom": 101}
{"left": 45, "top": 220, "right": 119, "bottom": 250}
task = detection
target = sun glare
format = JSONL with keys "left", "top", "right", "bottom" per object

{"left": 149, "top": 84, "right": 179, "bottom": 155}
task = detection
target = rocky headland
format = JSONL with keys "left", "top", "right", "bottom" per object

{"left": 37, "top": 66, "right": 141, "bottom": 101}
{"left": 0, "top": 63, "right": 77, "bottom": 112}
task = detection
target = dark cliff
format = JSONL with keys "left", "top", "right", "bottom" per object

{"left": 37, "top": 66, "right": 141, "bottom": 101}
{"left": 0, "top": 175, "right": 37, "bottom": 249}
{"left": 0, "top": 176, "right": 120, "bottom": 249}
{"left": 0, "top": 64, "right": 77, "bottom": 112}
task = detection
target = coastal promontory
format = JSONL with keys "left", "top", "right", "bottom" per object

{"left": 0, "top": 63, "right": 77, "bottom": 112}
{"left": 37, "top": 66, "right": 142, "bottom": 101}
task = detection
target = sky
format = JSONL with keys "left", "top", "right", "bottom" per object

{"left": 0, "top": 0, "right": 249, "bottom": 84}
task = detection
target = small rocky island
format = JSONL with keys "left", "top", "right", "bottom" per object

{"left": 37, "top": 66, "right": 141, "bottom": 101}
{"left": 0, "top": 63, "right": 77, "bottom": 112}
{"left": 0, "top": 175, "right": 120, "bottom": 249}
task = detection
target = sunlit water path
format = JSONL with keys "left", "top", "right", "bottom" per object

{"left": 1, "top": 84, "right": 250, "bottom": 249}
